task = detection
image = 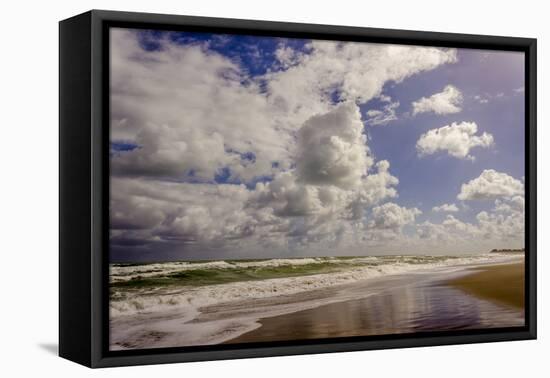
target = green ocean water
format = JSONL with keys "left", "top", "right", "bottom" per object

{"left": 110, "top": 255, "right": 468, "bottom": 289}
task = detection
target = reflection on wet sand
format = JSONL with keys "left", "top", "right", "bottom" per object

{"left": 109, "top": 260, "right": 525, "bottom": 349}
{"left": 228, "top": 270, "right": 524, "bottom": 344}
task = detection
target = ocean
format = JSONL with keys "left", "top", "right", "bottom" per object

{"left": 109, "top": 253, "right": 523, "bottom": 350}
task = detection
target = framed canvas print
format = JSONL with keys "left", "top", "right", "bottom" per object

{"left": 59, "top": 10, "right": 537, "bottom": 368}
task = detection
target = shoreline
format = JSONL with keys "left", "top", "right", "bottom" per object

{"left": 447, "top": 261, "right": 524, "bottom": 309}
{"left": 110, "top": 256, "right": 525, "bottom": 349}
{"left": 226, "top": 261, "right": 525, "bottom": 345}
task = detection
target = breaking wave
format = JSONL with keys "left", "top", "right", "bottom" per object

{"left": 110, "top": 253, "right": 520, "bottom": 318}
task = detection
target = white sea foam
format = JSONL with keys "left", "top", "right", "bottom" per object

{"left": 109, "top": 255, "right": 478, "bottom": 282}
{"left": 110, "top": 256, "right": 381, "bottom": 283}
{"left": 110, "top": 253, "right": 521, "bottom": 317}
{"left": 110, "top": 260, "right": 237, "bottom": 282}
{"left": 110, "top": 258, "right": 334, "bottom": 282}
{"left": 110, "top": 253, "right": 523, "bottom": 349}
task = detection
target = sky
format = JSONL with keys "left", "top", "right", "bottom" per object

{"left": 109, "top": 27, "right": 525, "bottom": 262}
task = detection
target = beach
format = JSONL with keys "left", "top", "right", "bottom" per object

{"left": 228, "top": 261, "right": 524, "bottom": 344}
{"left": 448, "top": 261, "right": 524, "bottom": 309}
{"left": 109, "top": 254, "right": 525, "bottom": 350}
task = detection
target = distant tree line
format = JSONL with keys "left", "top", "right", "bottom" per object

{"left": 490, "top": 248, "right": 525, "bottom": 253}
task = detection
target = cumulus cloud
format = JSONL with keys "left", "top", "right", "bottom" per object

{"left": 108, "top": 29, "right": 526, "bottom": 258}
{"left": 110, "top": 29, "right": 457, "bottom": 186}
{"left": 417, "top": 206, "right": 524, "bottom": 248}
{"left": 412, "top": 85, "right": 463, "bottom": 116}
{"left": 476, "top": 208, "right": 524, "bottom": 241}
{"left": 111, "top": 160, "right": 402, "bottom": 256}
{"left": 414, "top": 172, "right": 525, "bottom": 251}
{"left": 495, "top": 196, "right": 525, "bottom": 214}
{"left": 296, "top": 102, "right": 373, "bottom": 188}
{"left": 253, "top": 172, "right": 324, "bottom": 217}
{"left": 264, "top": 41, "right": 457, "bottom": 128}
{"left": 110, "top": 28, "right": 292, "bottom": 182}
{"left": 111, "top": 100, "right": 403, "bottom": 256}
{"left": 416, "top": 215, "right": 480, "bottom": 247}
{"left": 432, "top": 203, "right": 459, "bottom": 212}
{"left": 252, "top": 105, "right": 399, "bottom": 220}
{"left": 458, "top": 169, "right": 524, "bottom": 201}
{"left": 416, "top": 121, "right": 494, "bottom": 160}
{"left": 350, "top": 160, "right": 399, "bottom": 218}
{"left": 368, "top": 203, "right": 421, "bottom": 230}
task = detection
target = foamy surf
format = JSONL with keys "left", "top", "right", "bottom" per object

{"left": 109, "top": 253, "right": 522, "bottom": 349}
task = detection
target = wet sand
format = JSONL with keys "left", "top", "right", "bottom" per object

{"left": 448, "top": 262, "right": 524, "bottom": 308}
{"left": 227, "top": 262, "right": 525, "bottom": 344}
{"left": 109, "top": 258, "right": 525, "bottom": 349}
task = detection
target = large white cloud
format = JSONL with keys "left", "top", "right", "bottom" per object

{"left": 266, "top": 41, "right": 457, "bottom": 124}
{"left": 111, "top": 102, "right": 403, "bottom": 255}
{"left": 416, "top": 121, "right": 494, "bottom": 160}
{"left": 252, "top": 159, "right": 398, "bottom": 220}
{"left": 458, "top": 169, "right": 524, "bottom": 201}
{"left": 249, "top": 104, "right": 402, "bottom": 228}
{"left": 111, "top": 161, "right": 402, "bottom": 256}
{"left": 296, "top": 102, "right": 373, "bottom": 188}
{"left": 111, "top": 29, "right": 530, "bottom": 258}
{"left": 110, "top": 29, "right": 457, "bottom": 186}
{"left": 110, "top": 29, "right": 292, "bottom": 182}
{"left": 412, "top": 85, "right": 463, "bottom": 116}
{"left": 250, "top": 104, "right": 399, "bottom": 224}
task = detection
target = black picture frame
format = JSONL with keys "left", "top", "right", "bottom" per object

{"left": 59, "top": 9, "right": 537, "bottom": 368}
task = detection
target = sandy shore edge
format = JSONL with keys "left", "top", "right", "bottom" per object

{"left": 110, "top": 257, "right": 525, "bottom": 349}
{"left": 446, "top": 261, "right": 525, "bottom": 309}
{"left": 225, "top": 259, "right": 525, "bottom": 344}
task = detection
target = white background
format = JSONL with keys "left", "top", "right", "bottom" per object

{"left": 1, "top": 0, "right": 546, "bottom": 376}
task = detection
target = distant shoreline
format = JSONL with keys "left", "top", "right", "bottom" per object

{"left": 110, "top": 251, "right": 524, "bottom": 266}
